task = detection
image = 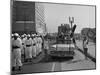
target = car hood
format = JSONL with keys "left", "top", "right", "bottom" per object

{"left": 51, "top": 44, "right": 75, "bottom": 51}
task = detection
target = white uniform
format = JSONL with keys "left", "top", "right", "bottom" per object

{"left": 12, "top": 38, "right": 22, "bottom": 67}
{"left": 35, "top": 37, "right": 39, "bottom": 55}
{"left": 25, "top": 38, "right": 33, "bottom": 59}
{"left": 21, "top": 37, "right": 26, "bottom": 55}
{"left": 44, "top": 40, "right": 49, "bottom": 50}
{"left": 37, "top": 37, "right": 42, "bottom": 54}
{"left": 83, "top": 39, "right": 88, "bottom": 48}
{"left": 32, "top": 37, "right": 37, "bottom": 57}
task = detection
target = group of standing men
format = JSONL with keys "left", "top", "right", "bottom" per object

{"left": 11, "top": 33, "right": 43, "bottom": 71}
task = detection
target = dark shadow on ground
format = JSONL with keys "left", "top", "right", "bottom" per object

{"left": 40, "top": 53, "right": 74, "bottom": 63}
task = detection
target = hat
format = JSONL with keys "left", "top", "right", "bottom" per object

{"left": 23, "top": 34, "right": 26, "bottom": 36}
{"left": 36, "top": 35, "right": 39, "bottom": 37}
{"left": 12, "top": 34, "right": 14, "bottom": 37}
{"left": 21, "top": 35, "right": 24, "bottom": 38}
{"left": 31, "top": 34, "right": 34, "bottom": 37}
{"left": 27, "top": 34, "right": 30, "bottom": 37}
{"left": 14, "top": 33, "right": 19, "bottom": 37}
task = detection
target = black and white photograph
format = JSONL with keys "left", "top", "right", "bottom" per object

{"left": 11, "top": 0, "right": 96, "bottom": 75}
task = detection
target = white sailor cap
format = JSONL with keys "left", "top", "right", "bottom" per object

{"left": 27, "top": 34, "right": 30, "bottom": 37}
{"left": 31, "top": 34, "right": 34, "bottom": 37}
{"left": 21, "top": 35, "right": 24, "bottom": 38}
{"left": 12, "top": 34, "right": 14, "bottom": 37}
{"left": 36, "top": 35, "right": 39, "bottom": 37}
{"left": 14, "top": 33, "right": 19, "bottom": 37}
{"left": 32, "top": 34, "right": 35, "bottom": 36}
{"left": 23, "top": 34, "right": 26, "bottom": 36}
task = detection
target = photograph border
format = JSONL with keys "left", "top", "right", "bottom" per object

{"left": 10, "top": 0, "right": 96, "bottom": 74}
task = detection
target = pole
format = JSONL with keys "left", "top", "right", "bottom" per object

{"left": 69, "top": 16, "right": 74, "bottom": 29}
{"left": 69, "top": 16, "right": 74, "bottom": 52}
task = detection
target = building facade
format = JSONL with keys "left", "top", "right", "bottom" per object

{"left": 35, "top": 2, "right": 46, "bottom": 35}
{"left": 12, "top": 1, "right": 46, "bottom": 35}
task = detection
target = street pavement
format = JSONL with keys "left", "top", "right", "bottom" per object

{"left": 14, "top": 47, "right": 95, "bottom": 75}
{"left": 76, "top": 40, "right": 96, "bottom": 58}
{"left": 61, "top": 49, "right": 95, "bottom": 71}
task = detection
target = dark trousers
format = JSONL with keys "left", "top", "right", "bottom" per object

{"left": 44, "top": 49, "right": 47, "bottom": 55}
{"left": 84, "top": 48, "right": 88, "bottom": 59}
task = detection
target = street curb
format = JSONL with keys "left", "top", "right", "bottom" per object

{"left": 76, "top": 46, "right": 96, "bottom": 63}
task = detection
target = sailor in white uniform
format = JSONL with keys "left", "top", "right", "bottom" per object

{"left": 12, "top": 33, "right": 22, "bottom": 71}
{"left": 12, "top": 34, "right": 14, "bottom": 39}
{"left": 21, "top": 35, "right": 25, "bottom": 56}
{"left": 36, "top": 35, "right": 43, "bottom": 55}
{"left": 31, "top": 34, "right": 37, "bottom": 58}
{"left": 35, "top": 35, "right": 39, "bottom": 56}
{"left": 24, "top": 34, "right": 33, "bottom": 62}
{"left": 83, "top": 37, "right": 89, "bottom": 60}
